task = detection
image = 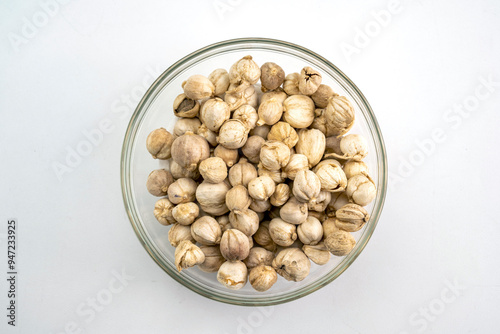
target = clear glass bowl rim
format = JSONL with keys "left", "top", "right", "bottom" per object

{"left": 121, "top": 37, "right": 388, "bottom": 306}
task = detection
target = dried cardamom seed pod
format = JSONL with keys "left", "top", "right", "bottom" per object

{"left": 146, "top": 169, "right": 174, "bottom": 197}
{"left": 167, "top": 178, "right": 197, "bottom": 204}
{"left": 182, "top": 74, "right": 215, "bottom": 100}
{"left": 229, "top": 209, "right": 260, "bottom": 236}
{"left": 292, "top": 170, "right": 321, "bottom": 204}
{"left": 172, "top": 202, "right": 199, "bottom": 226}
{"left": 229, "top": 55, "right": 261, "bottom": 85}
{"left": 217, "top": 119, "right": 249, "bottom": 149}
{"left": 335, "top": 203, "right": 370, "bottom": 232}
{"left": 199, "top": 97, "right": 231, "bottom": 132}
{"left": 259, "top": 140, "right": 291, "bottom": 171}
{"left": 174, "top": 240, "right": 205, "bottom": 271}
{"left": 168, "top": 223, "right": 195, "bottom": 247}
{"left": 228, "top": 158, "right": 258, "bottom": 187}
{"left": 345, "top": 173, "right": 376, "bottom": 206}
{"left": 233, "top": 104, "right": 259, "bottom": 130}
{"left": 324, "top": 230, "right": 356, "bottom": 256}
{"left": 253, "top": 221, "right": 278, "bottom": 252}
{"left": 324, "top": 95, "right": 355, "bottom": 136}
{"left": 208, "top": 68, "right": 230, "bottom": 96}
{"left": 225, "top": 82, "right": 257, "bottom": 111}
{"left": 173, "top": 118, "right": 201, "bottom": 137}
{"left": 146, "top": 128, "right": 175, "bottom": 159}
{"left": 257, "top": 98, "right": 283, "bottom": 126}
{"left": 280, "top": 196, "right": 308, "bottom": 225}
{"left": 248, "top": 175, "right": 276, "bottom": 201}
{"left": 213, "top": 145, "right": 239, "bottom": 168}
{"left": 171, "top": 132, "right": 210, "bottom": 172}
{"left": 260, "top": 62, "right": 285, "bottom": 91}
{"left": 328, "top": 192, "right": 350, "bottom": 215}
{"left": 343, "top": 160, "right": 369, "bottom": 179}
{"left": 257, "top": 164, "right": 285, "bottom": 184}
{"left": 154, "top": 198, "right": 176, "bottom": 225}
{"left": 260, "top": 90, "right": 288, "bottom": 104}
{"left": 283, "top": 72, "right": 301, "bottom": 95}
{"left": 283, "top": 95, "right": 315, "bottom": 128}
{"left": 249, "top": 265, "right": 278, "bottom": 292}
{"left": 219, "top": 229, "right": 250, "bottom": 261}
{"left": 308, "top": 191, "right": 331, "bottom": 212}
{"left": 310, "top": 108, "right": 328, "bottom": 135}
{"left": 282, "top": 154, "right": 309, "bottom": 180}
{"left": 249, "top": 198, "right": 271, "bottom": 213}
{"left": 295, "top": 128, "right": 326, "bottom": 168}
{"left": 269, "top": 218, "right": 298, "bottom": 247}
{"left": 198, "top": 245, "right": 225, "bottom": 272}
{"left": 324, "top": 134, "right": 368, "bottom": 162}
{"left": 272, "top": 248, "right": 311, "bottom": 282}
{"left": 298, "top": 66, "right": 322, "bottom": 95}
{"left": 225, "top": 185, "right": 252, "bottom": 211}
{"left": 267, "top": 122, "right": 299, "bottom": 149}
{"left": 173, "top": 93, "right": 200, "bottom": 118}
{"left": 243, "top": 247, "right": 274, "bottom": 269}
{"left": 190, "top": 216, "right": 222, "bottom": 245}
{"left": 297, "top": 216, "right": 323, "bottom": 245}
{"left": 302, "top": 242, "right": 331, "bottom": 265}
{"left": 322, "top": 218, "right": 339, "bottom": 238}
{"left": 241, "top": 135, "right": 265, "bottom": 164}
{"left": 217, "top": 260, "right": 248, "bottom": 290}
{"left": 170, "top": 159, "right": 200, "bottom": 179}
{"left": 340, "top": 134, "right": 368, "bottom": 161}
{"left": 311, "top": 84, "right": 337, "bottom": 109}
{"left": 313, "top": 159, "right": 347, "bottom": 192}
{"left": 197, "top": 124, "right": 218, "bottom": 147}
{"left": 195, "top": 181, "right": 230, "bottom": 215}
{"left": 199, "top": 157, "right": 228, "bottom": 184}
{"left": 270, "top": 183, "right": 291, "bottom": 207}
{"left": 249, "top": 124, "right": 270, "bottom": 139}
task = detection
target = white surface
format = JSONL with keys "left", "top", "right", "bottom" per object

{"left": 1, "top": 0, "right": 499, "bottom": 333}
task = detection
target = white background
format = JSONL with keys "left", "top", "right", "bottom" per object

{"left": 1, "top": 0, "right": 499, "bottom": 333}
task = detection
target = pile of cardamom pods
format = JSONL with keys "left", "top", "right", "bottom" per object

{"left": 145, "top": 55, "right": 376, "bottom": 292}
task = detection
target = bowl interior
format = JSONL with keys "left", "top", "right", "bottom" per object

{"left": 121, "top": 38, "right": 387, "bottom": 306}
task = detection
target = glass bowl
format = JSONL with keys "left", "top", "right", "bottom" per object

{"left": 121, "top": 38, "right": 387, "bottom": 306}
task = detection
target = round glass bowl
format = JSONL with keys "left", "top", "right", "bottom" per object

{"left": 121, "top": 38, "right": 387, "bottom": 306}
